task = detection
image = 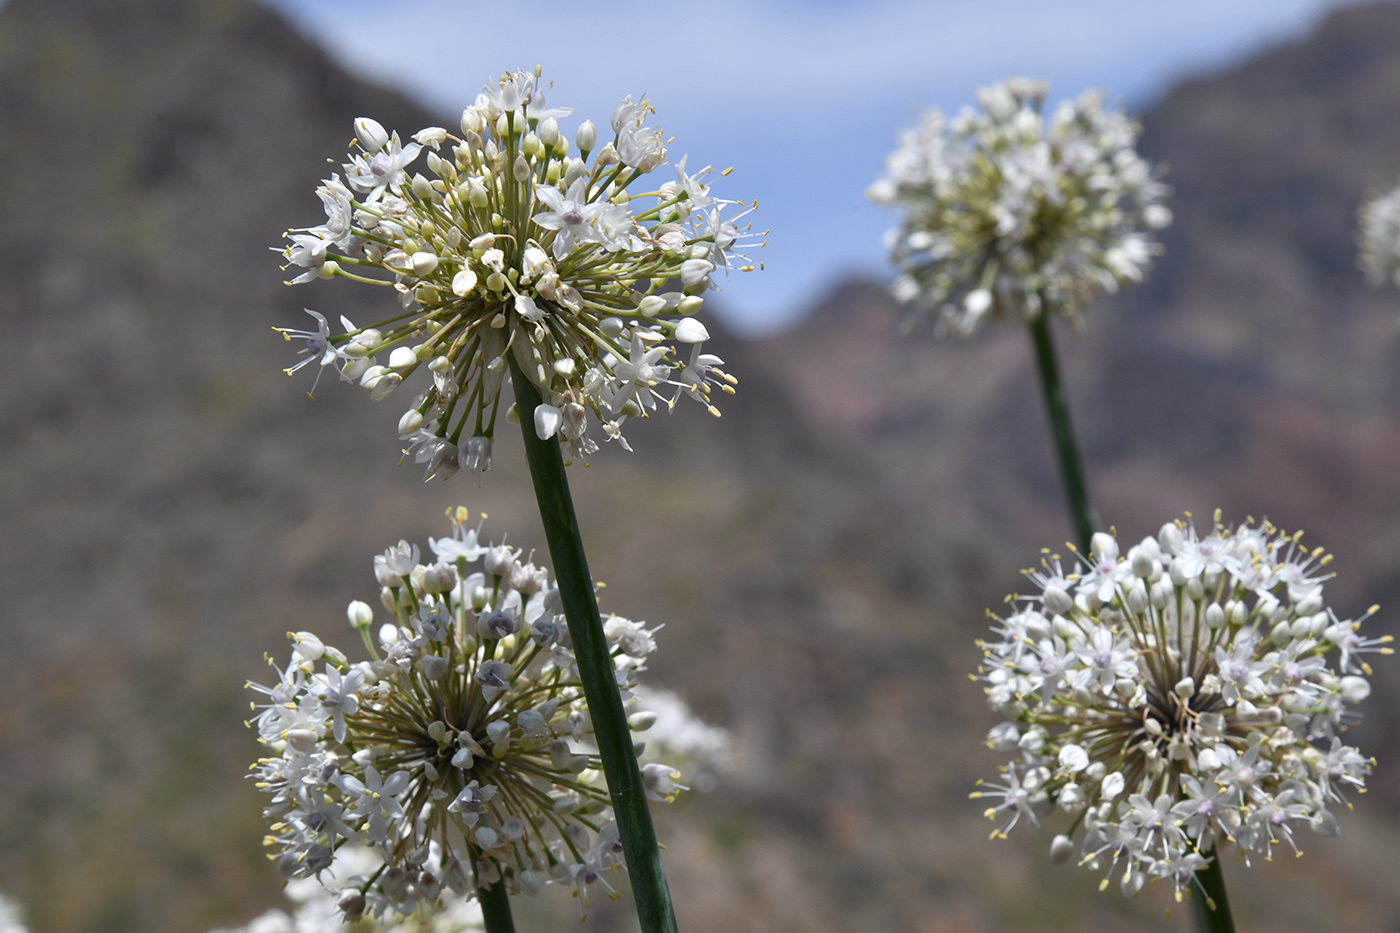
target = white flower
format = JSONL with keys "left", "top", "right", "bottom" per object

{"left": 245, "top": 509, "right": 707, "bottom": 922}
{"left": 274, "top": 309, "right": 346, "bottom": 398}
{"left": 974, "top": 510, "right": 1388, "bottom": 907}
{"left": 870, "top": 79, "right": 1169, "bottom": 336}
{"left": 275, "top": 68, "right": 760, "bottom": 468}
{"left": 343, "top": 130, "right": 422, "bottom": 201}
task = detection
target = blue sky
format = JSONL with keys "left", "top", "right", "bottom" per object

{"left": 266, "top": 0, "right": 1375, "bottom": 334}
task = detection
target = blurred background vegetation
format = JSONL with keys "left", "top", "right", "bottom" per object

{"left": 5, "top": 0, "right": 1400, "bottom": 930}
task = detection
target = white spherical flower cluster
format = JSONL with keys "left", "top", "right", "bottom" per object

{"left": 247, "top": 507, "right": 685, "bottom": 922}
{"left": 276, "top": 68, "right": 759, "bottom": 475}
{"left": 973, "top": 512, "right": 1390, "bottom": 908}
{"left": 869, "top": 78, "right": 1171, "bottom": 337}
{"left": 1358, "top": 179, "right": 1400, "bottom": 289}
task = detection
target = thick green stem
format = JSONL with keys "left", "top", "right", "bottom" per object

{"left": 507, "top": 353, "right": 679, "bottom": 933}
{"left": 1190, "top": 848, "right": 1235, "bottom": 933}
{"left": 1027, "top": 311, "right": 1096, "bottom": 555}
{"left": 478, "top": 879, "right": 516, "bottom": 933}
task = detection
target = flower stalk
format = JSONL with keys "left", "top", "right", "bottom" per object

{"left": 1028, "top": 308, "right": 1096, "bottom": 555}
{"left": 478, "top": 880, "right": 516, "bottom": 933}
{"left": 508, "top": 350, "right": 679, "bottom": 933}
{"left": 1190, "top": 848, "right": 1235, "bottom": 933}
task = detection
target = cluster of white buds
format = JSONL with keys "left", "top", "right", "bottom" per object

{"left": 247, "top": 507, "right": 689, "bottom": 922}
{"left": 973, "top": 512, "right": 1390, "bottom": 911}
{"left": 1358, "top": 178, "right": 1400, "bottom": 289}
{"left": 276, "top": 67, "right": 761, "bottom": 475}
{"left": 869, "top": 78, "right": 1171, "bottom": 337}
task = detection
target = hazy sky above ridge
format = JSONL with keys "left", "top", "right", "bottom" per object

{"left": 266, "top": 0, "right": 1378, "bottom": 334}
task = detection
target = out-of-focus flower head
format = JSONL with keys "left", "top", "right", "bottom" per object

{"left": 870, "top": 78, "right": 1170, "bottom": 337}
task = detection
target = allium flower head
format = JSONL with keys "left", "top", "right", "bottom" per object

{"left": 869, "top": 78, "right": 1170, "bottom": 337}
{"left": 1358, "top": 179, "right": 1400, "bottom": 289}
{"left": 247, "top": 507, "right": 691, "bottom": 921}
{"left": 973, "top": 512, "right": 1390, "bottom": 909}
{"left": 275, "top": 68, "right": 759, "bottom": 473}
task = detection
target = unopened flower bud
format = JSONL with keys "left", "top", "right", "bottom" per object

{"left": 452, "top": 269, "right": 478, "bottom": 297}
{"left": 486, "top": 720, "right": 510, "bottom": 748}
{"left": 366, "top": 372, "right": 402, "bottom": 401}
{"left": 291, "top": 631, "right": 324, "bottom": 661}
{"left": 484, "top": 545, "right": 515, "bottom": 577}
{"left": 1296, "top": 593, "right": 1324, "bottom": 616}
{"left": 1126, "top": 581, "right": 1148, "bottom": 614}
{"left": 1090, "top": 532, "right": 1117, "bottom": 563}
{"left": 346, "top": 600, "right": 374, "bottom": 629}
{"left": 1158, "top": 522, "right": 1183, "bottom": 554}
{"left": 1043, "top": 585, "right": 1073, "bottom": 616}
{"left": 284, "top": 728, "right": 318, "bottom": 753}
{"left": 1341, "top": 675, "right": 1371, "bottom": 703}
{"left": 675, "top": 318, "right": 710, "bottom": 343}
{"left": 576, "top": 119, "right": 597, "bottom": 153}
{"left": 417, "top": 655, "right": 448, "bottom": 680}
{"left": 411, "top": 251, "right": 439, "bottom": 276}
{"left": 354, "top": 117, "right": 389, "bottom": 152}
{"left": 337, "top": 889, "right": 366, "bottom": 921}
